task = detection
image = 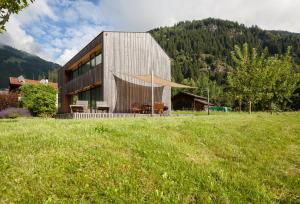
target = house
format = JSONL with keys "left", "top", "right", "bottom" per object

{"left": 172, "top": 91, "right": 212, "bottom": 111}
{"left": 8, "top": 75, "right": 58, "bottom": 108}
{"left": 58, "top": 31, "right": 174, "bottom": 114}
{"left": 9, "top": 75, "right": 58, "bottom": 92}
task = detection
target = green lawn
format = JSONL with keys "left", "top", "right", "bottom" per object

{"left": 0, "top": 113, "right": 299, "bottom": 203}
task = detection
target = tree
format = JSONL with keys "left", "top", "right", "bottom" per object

{"left": 262, "top": 47, "right": 300, "bottom": 110}
{"left": 0, "top": 0, "right": 34, "bottom": 32}
{"left": 47, "top": 68, "right": 58, "bottom": 83}
{"left": 37, "top": 68, "right": 59, "bottom": 83}
{"left": 151, "top": 19, "right": 300, "bottom": 110}
{"left": 228, "top": 43, "right": 267, "bottom": 113}
{"left": 229, "top": 44, "right": 300, "bottom": 113}
{"left": 21, "top": 83, "right": 57, "bottom": 117}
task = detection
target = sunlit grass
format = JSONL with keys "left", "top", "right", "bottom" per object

{"left": 0, "top": 112, "right": 299, "bottom": 203}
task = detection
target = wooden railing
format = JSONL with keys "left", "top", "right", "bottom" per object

{"left": 65, "top": 64, "right": 103, "bottom": 94}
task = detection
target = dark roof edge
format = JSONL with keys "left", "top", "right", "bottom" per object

{"left": 181, "top": 91, "right": 207, "bottom": 100}
{"left": 62, "top": 31, "right": 168, "bottom": 69}
{"left": 63, "top": 31, "right": 104, "bottom": 69}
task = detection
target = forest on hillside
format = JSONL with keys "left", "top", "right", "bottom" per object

{"left": 0, "top": 45, "right": 60, "bottom": 88}
{"left": 150, "top": 18, "right": 300, "bottom": 110}
{"left": 1, "top": 18, "right": 299, "bottom": 110}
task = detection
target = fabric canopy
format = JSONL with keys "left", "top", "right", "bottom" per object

{"left": 129, "top": 74, "right": 196, "bottom": 88}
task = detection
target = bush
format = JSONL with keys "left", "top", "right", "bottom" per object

{"left": 0, "top": 108, "right": 31, "bottom": 119}
{"left": 0, "top": 93, "right": 19, "bottom": 110}
{"left": 21, "top": 84, "right": 57, "bottom": 117}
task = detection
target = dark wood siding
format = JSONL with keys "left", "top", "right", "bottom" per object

{"left": 58, "top": 33, "right": 103, "bottom": 113}
{"left": 65, "top": 64, "right": 103, "bottom": 94}
{"left": 172, "top": 92, "right": 209, "bottom": 111}
{"left": 57, "top": 68, "right": 65, "bottom": 113}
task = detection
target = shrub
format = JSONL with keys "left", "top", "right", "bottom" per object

{"left": 0, "top": 108, "right": 31, "bottom": 119}
{"left": 0, "top": 93, "right": 19, "bottom": 110}
{"left": 21, "top": 84, "right": 57, "bottom": 117}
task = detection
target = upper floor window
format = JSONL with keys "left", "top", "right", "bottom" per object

{"left": 96, "top": 53, "right": 102, "bottom": 65}
{"left": 68, "top": 51, "right": 102, "bottom": 81}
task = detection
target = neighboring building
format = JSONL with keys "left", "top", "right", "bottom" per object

{"left": 58, "top": 31, "right": 171, "bottom": 113}
{"left": 9, "top": 75, "right": 58, "bottom": 92}
{"left": 172, "top": 92, "right": 212, "bottom": 111}
{"left": 9, "top": 75, "right": 58, "bottom": 108}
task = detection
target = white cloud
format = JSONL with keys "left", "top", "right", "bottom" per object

{"left": 16, "top": 0, "right": 58, "bottom": 26}
{"left": 99, "top": 0, "right": 300, "bottom": 32}
{"left": 56, "top": 48, "right": 78, "bottom": 65}
{"left": 1, "top": 0, "right": 300, "bottom": 66}
{"left": 0, "top": 16, "right": 53, "bottom": 60}
{"left": 51, "top": 23, "right": 108, "bottom": 64}
{"left": 0, "top": 0, "right": 59, "bottom": 62}
{"left": 0, "top": 16, "right": 34, "bottom": 47}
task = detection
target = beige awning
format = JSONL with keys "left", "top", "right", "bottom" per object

{"left": 129, "top": 74, "right": 196, "bottom": 88}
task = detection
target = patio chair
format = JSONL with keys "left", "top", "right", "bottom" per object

{"left": 154, "top": 102, "right": 164, "bottom": 114}
{"left": 131, "top": 102, "right": 142, "bottom": 114}
{"left": 96, "top": 101, "right": 109, "bottom": 113}
{"left": 70, "top": 100, "right": 88, "bottom": 113}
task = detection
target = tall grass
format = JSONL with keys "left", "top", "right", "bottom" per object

{"left": 0, "top": 113, "right": 299, "bottom": 203}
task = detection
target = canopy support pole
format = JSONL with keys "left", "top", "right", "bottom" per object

{"left": 207, "top": 87, "right": 210, "bottom": 115}
{"left": 151, "top": 69, "right": 154, "bottom": 116}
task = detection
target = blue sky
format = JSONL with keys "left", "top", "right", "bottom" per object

{"left": 0, "top": 0, "right": 299, "bottom": 65}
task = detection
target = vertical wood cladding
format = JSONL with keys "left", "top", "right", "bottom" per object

{"left": 58, "top": 32, "right": 171, "bottom": 113}
{"left": 103, "top": 32, "right": 171, "bottom": 113}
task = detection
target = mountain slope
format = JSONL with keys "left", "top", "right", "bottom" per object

{"left": 0, "top": 44, "right": 60, "bottom": 88}
{"left": 150, "top": 18, "right": 300, "bottom": 83}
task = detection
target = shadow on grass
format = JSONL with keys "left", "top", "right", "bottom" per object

{"left": 0, "top": 119, "right": 18, "bottom": 123}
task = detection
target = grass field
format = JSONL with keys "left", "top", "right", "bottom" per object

{"left": 0, "top": 113, "right": 299, "bottom": 203}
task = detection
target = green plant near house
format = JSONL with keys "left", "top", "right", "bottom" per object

{"left": 20, "top": 83, "right": 57, "bottom": 117}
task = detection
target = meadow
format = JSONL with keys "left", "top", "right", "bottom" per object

{"left": 0, "top": 112, "right": 299, "bottom": 203}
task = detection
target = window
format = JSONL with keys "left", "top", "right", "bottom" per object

{"left": 68, "top": 52, "right": 102, "bottom": 81}
{"left": 90, "top": 55, "right": 96, "bottom": 68}
{"left": 96, "top": 53, "right": 102, "bottom": 65}
{"left": 82, "top": 61, "right": 90, "bottom": 73}
{"left": 71, "top": 95, "right": 78, "bottom": 104}
{"left": 69, "top": 71, "right": 73, "bottom": 80}
{"left": 78, "top": 86, "right": 103, "bottom": 112}
{"left": 73, "top": 69, "right": 78, "bottom": 78}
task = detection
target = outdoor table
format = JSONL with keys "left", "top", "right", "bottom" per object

{"left": 70, "top": 105, "right": 84, "bottom": 113}
{"left": 142, "top": 104, "right": 152, "bottom": 114}
{"left": 96, "top": 106, "right": 110, "bottom": 113}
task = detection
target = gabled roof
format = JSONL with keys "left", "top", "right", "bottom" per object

{"left": 194, "top": 98, "right": 213, "bottom": 106}
{"left": 9, "top": 77, "right": 58, "bottom": 89}
{"left": 181, "top": 92, "right": 207, "bottom": 100}
{"left": 63, "top": 31, "right": 171, "bottom": 70}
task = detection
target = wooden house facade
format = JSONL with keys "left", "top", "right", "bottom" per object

{"left": 58, "top": 32, "right": 171, "bottom": 113}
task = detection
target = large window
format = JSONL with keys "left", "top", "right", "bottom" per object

{"left": 96, "top": 53, "right": 102, "bottom": 65}
{"left": 78, "top": 86, "right": 103, "bottom": 111}
{"left": 69, "top": 52, "right": 102, "bottom": 81}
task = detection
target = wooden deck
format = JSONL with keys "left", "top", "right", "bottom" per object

{"left": 55, "top": 113, "right": 170, "bottom": 119}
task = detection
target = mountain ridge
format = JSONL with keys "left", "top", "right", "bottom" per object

{"left": 1, "top": 17, "right": 300, "bottom": 91}
{"left": 150, "top": 18, "right": 300, "bottom": 83}
{"left": 0, "top": 44, "right": 61, "bottom": 88}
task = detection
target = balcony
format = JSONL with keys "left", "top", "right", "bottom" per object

{"left": 65, "top": 64, "right": 103, "bottom": 94}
